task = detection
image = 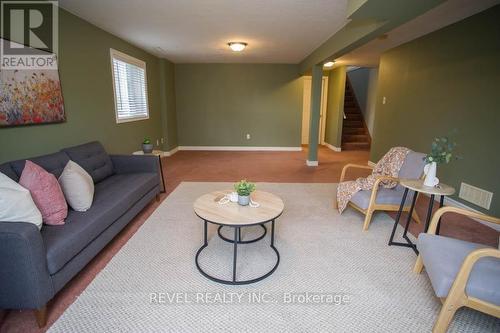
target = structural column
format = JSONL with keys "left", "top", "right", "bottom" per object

{"left": 307, "top": 63, "right": 323, "bottom": 166}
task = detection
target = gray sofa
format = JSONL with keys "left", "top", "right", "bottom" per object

{"left": 0, "top": 141, "right": 161, "bottom": 327}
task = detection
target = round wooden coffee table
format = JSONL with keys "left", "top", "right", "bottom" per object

{"left": 193, "top": 190, "right": 284, "bottom": 285}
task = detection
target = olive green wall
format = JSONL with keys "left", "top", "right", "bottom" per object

{"left": 175, "top": 64, "right": 303, "bottom": 147}
{"left": 325, "top": 66, "right": 346, "bottom": 148}
{"left": 371, "top": 6, "right": 500, "bottom": 216}
{"left": 159, "top": 59, "right": 178, "bottom": 150}
{"left": 0, "top": 8, "right": 167, "bottom": 162}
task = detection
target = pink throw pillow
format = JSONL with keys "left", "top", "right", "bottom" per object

{"left": 19, "top": 160, "right": 67, "bottom": 225}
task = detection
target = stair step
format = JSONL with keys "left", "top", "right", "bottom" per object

{"left": 345, "top": 113, "right": 361, "bottom": 120}
{"left": 342, "top": 142, "right": 371, "bottom": 151}
{"left": 342, "top": 134, "right": 369, "bottom": 143}
{"left": 343, "top": 120, "right": 363, "bottom": 128}
{"left": 343, "top": 127, "right": 366, "bottom": 134}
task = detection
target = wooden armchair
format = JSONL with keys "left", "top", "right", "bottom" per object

{"left": 338, "top": 151, "right": 425, "bottom": 230}
{"left": 414, "top": 207, "right": 500, "bottom": 333}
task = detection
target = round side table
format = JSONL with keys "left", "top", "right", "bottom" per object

{"left": 388, "top": 179, "right": 455, "bottom": 254}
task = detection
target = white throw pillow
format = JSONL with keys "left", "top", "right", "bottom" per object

{"left": 0, "top": 172, "right": 43, "bottom": 229}
{"left": 58, "top": 160, "right": 94, "bottom": 211}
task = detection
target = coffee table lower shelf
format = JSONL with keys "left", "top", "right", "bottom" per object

{"left": 195, "top": 220, "right": 280, "bottom": 285}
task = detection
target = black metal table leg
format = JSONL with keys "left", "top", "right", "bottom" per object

{"left": 403, "top": 192, "right": 418, "bottom": 238}
{"left": 436, "top": 195, "right": 445, "bottom": 235}
{"left": 271, "top": 220, "right": 275, "bottom": 247}
{"left": 389, "top": 189, "right": 419, "bottom": 255}
{"left": 388, "top": 188, "right": 408, "bottom": 245}
{"left": 158, "top": 156, "right": 166, "bottom": 193}
{"left": 233, "top": 227, "right": 239, "bottom": 282}
{"left": 203, "top": 220, "right": 207, "bottom": 245}
{"left": 424, "top": 195, "right": 435, "bottom": 233}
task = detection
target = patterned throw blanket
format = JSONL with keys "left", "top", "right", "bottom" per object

{"left": 336, "top": 147, "right": 411, "bottom": 214}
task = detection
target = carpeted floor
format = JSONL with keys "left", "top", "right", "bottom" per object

{"left": 47, "top": 183, "right": 500, "bottom": 332}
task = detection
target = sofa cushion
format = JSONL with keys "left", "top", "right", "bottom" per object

{"left": 19, "top": 161, "right": 67, "bottom": 226}
{"left": 42, "top": 172, "right": 158, "bottom": 274}
{"left": 58, "top": 161, "right": 94, "bottom": 212}
{"left": 62, "top": 142, "right": 114, "bottom": 184}
{"left": 418, "top": 233, "right": 500, "bottom": 306}
{"left": 0, "top": 171, "right": 43, "bottom": 229}
{"left": 10, "top": 152, "right": 70, "bottom": 181}
{"left": 350, "top": 187, "right": 415, "bottom": 210}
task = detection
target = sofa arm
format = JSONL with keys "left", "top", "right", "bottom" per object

{"left": 110, "top": 154, "right": 160, "bottom": 174}
{"left": 0, "top": 222, "right": 54, "bottom": 309}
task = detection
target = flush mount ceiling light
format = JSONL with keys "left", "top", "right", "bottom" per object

{"left": 323, "top": 61, "right": 335, "bottom": 68}
{"left": 228, "top": 42, "right": 247, "bottom": 52}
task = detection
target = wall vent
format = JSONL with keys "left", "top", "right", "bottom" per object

{"left": 459, "top": 183, "right": 493, "bottom": 210}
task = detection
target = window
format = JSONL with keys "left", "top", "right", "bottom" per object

{"left": 110, "top": 49, "right": 149, "bottom": 123}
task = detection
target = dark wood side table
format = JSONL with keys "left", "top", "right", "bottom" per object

{"left": 388, "top": 179, "right": 455, "bottom": 254}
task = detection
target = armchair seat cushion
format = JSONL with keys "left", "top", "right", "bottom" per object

{"left": 350, "top": 188, "right": 414, "bottom": 210}
{"left": 42, "top": 172, "right": 158, "bottom": 274}
{"left": 418, "top": 233, "right": 500, "bottom": 305}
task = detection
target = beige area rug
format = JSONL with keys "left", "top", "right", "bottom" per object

{"left": 49, "top": 183, "right": 499, "bottom": 332}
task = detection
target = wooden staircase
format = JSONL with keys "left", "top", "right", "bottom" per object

{"left": 341, "top": 79, "right": 371, "bottom": 151}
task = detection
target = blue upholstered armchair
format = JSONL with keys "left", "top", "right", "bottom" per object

{"left": 414, "top": 206, "right": 500, "bottom": 333}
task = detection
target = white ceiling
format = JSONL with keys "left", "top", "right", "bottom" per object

{"left": 59, "top": 0, "right": 349, "bottom": 63}
{"left": 335, "top": 0, "right": 500, "bottom": 68}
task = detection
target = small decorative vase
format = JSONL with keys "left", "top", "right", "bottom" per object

{"left": 238, "top": 195, "right": 250, "bottom": 206}
{"left": 142, "top": 143, "right": 153, "bottom": 154}
{"left": 423, "top": 162, "right": 439, "bottom": 187}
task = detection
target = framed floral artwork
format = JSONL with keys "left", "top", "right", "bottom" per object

{"left": 0, "top": 39, "right": 65, "bottom": 127}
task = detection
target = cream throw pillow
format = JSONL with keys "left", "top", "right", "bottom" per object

{"left": 58, "top": 161, "right": 94, "bottom": 211}
{"left": 0, "top": 172, "right": 43, "bottom": 229}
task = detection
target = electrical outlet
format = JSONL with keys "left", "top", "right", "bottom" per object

{"left": 382, "top": 96, "right": 386, "bottom": 104}
{"left": 156, "top": 139, "right": 159, "bottom": 146}
{"left": 161, "top": 138, "right": 164, "bottom": 144}
{"left": 246, "top": 133, "right": 251, "bottom": 140}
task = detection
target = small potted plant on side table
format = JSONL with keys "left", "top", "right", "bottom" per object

{"left": 142, "top": 138, "right": 154, "bottom": 154}
{"left": 423, "top": 136, "right": 456, "bottom": 186}
{"left": 234, "top": 180, "right": 256, "bottom": 206}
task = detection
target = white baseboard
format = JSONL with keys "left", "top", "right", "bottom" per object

{"left": 368, "top": 161, "right": 376, "bottom": 167}
{"left": 177, "top": 146, "right": 302, "bottom": 152}
{"left": 306, "top": 160, "right": 319, "bottom": 167}
{"left": 163, "top": 147, "right": 178, "bottom": 157}
{"left": 325, "top": 143, "right": 341, "bottom": 152}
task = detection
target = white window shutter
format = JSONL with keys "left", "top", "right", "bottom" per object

{"left": 110, "top": 49, "right": 149, "bottom": 123}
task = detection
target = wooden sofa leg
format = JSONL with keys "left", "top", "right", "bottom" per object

{"left": 155, "top": 194, "right": 160, "bottom": 202}
{"left": 35, "top": 305, "right": 47, "bottom": 328}
{"left": 362, "top": 210, "right": 374, "bottom": 231}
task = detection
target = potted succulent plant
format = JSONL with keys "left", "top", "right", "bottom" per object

{"left": 423, "top": 136, "right": 456, "bottom": 186}
{"left": 142, "top": 138, "right": 154, "bottom": 154}
{"left": 234, "top": 180, "right": 256, "bottom": 206}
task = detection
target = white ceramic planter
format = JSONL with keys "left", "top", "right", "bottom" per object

{"left": 238, "top": 195, "right": 250, "bottom": 206}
